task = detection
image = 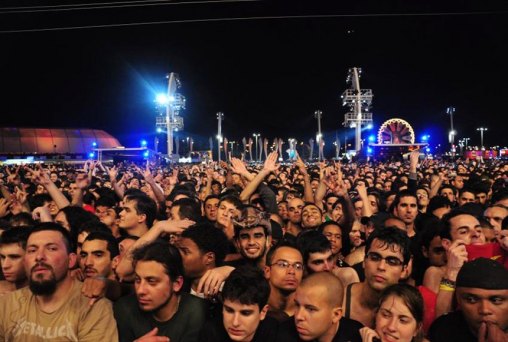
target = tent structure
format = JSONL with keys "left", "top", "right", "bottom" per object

{"left": 0, "top": 127, "right": 121, "bottom": 154}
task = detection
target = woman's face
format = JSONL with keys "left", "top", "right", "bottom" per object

{"left": 349, "top": 221, "right": 363, "bottom": 248}
{"left": 322, "top": 224, "right": 342, "bottom": 256}
{"left": 332, "top": 203, "right": 343, "bottom": 222}
{"left": 375, "top": 295, "right": 419, "bottom": 342}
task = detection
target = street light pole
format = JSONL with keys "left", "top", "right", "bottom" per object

{"left": 446, "top": 107, "right": 456, "bottom": 148}
{"left": 314, "top": 110, "right": 323, "bottom": 161}
{"left": 217, "top": 112, "right": 224, "bottom": 162}
{"left": 253, "top": 133, "right": 260, "bottom": 162}
{"left": 476, "top": 127, "right": 487, "bottom": 149}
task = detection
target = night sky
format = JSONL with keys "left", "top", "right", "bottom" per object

{"left": 1, "top": 1, "right": 507, "bottom": 153}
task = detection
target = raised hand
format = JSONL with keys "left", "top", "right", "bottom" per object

{"left": 263, "top": 151, "right": 279, "bottom": 173}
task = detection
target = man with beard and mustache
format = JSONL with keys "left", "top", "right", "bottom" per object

{"left": 79, "top": 231, "right": 119, "bottom": 280}
{"left": 0, "top": 223, "right": 118, "bottom": 341}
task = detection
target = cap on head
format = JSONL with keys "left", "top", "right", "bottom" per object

{"left": 456, "top": 257, "right": 508, "bottom": 290}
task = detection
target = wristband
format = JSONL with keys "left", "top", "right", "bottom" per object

{"left": 439, "top": 284, "right": 455, "bottom": 292}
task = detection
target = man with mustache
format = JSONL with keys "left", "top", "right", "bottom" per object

{"left": 79, "top": 231, "right": 118, "bottom": 280}
{"left": 0, "top": 222, "right": 118, "bottom": 341}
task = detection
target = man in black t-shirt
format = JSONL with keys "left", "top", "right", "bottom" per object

{"left": 429, "top": 258, "right": 508, "bottom": 342}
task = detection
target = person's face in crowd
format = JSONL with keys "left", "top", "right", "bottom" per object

{"left": 204, "top": 198, "right": 219, "bottom": 222}
{"left": 416, "top": 189, "right": 429, "bottom": 208}
{"left": 332, "top": 203, "right": 344, "bottom": 222}
{"left": 0, "top": 243, "right": 27, "bottom": 285}
{"left": 170, "top": 205, "right": 182, "bottom": 221}
{"left": 48, "top": 201, "right": 59, "bottom": 217}
{"left": 79, "top": 239, "right": 113, "bottom": 279}
{"left": 375, "top": 295, "right": 421, "bottom": 342}
{"left": 165, "top": 200, "right": 172, "bottom": 218}
{"left": 456, "top": 287, "right": 508, "bottom": 336}
{"left": 482, "top": 228, "right": 497, "bottom": 243}
{"left": 363, "top": 238, "right": 406, "bottom": 292}
{"left": 287, "top": 198, "right": 305, "bottom": 225}
{"left": 432, "top": 206, "right": 451, "bottom": 219}
{"left": 310, "top": 179, "right": 319, "bottom": 192}
{"left": 394, "top": 196, "right": 418, "bottom": 225}
{"left": 134, "top": 260, "right": 182, "bottom": 313}
{"left": 35, "top": 184, "right": 46, "bottom": 194}
{"left": 222, "top": 299, "right": 268, "bottom": 342}
{"left": 483, "top": 206, "right": 507, "bottom": 231}
{"left": 307, "top": 249, "right": 334, "bottom": 274}
{"left": 375, "top": 183, "right": 383, "bottom": 191}
{"left": 277, "top": 202, "right": 288, "bottom": 221}
{"left": 264, "top": 247, "right": 303, "bottom": 293}
{"left": 128, "top": 178, "right": 140, "bottom": 189}
{"left": 54, "top": 211, "right": 70, "bottom": 231}
{"left": 294, "top": 284, "right": 341, "bottom": 341}
{"left": 448, "top": 214, "right": 482, "bottom": 245}
{"left": 276, "top": 189, "right": 285, "bottom": 203}
{"left": 231, "top": 173, "right": 242, "bottom": 186}
{"left": 96, "top": 205, "right": 118, "bottom": 228}
{"left": 349, "top": 221, "right": 363, "bottom": 248}
{"left": 118, "top": 238, "right": 136, "bottom": 258}
{"left": 475, "top": 192, "right": 488, "bottom": 205}
{"left": 322, "top": 224, "right": 343, "bottom": 256}
{"left": 422, "top": 236, "right": 447, "bottom": 267}
{"left": 76, "top": 231, "right": 88, "bottom": 257}
{"left": 384, "top": 181, "right": 392, "bottom": 192}
{"left": 354, "top": 200, "right": 364, "bottom": 220}
{"left": 385, "top": 194, "right": 396, "bottom": 212}
{"left": 452, "top": 175, "right": 464, "bottom": 190}
{"left": 68, "top": 183, "right": 79, "bottom": 197}
{"left": 50, "top": 172, "right": 58, "bottom": 183}
{"left": 217, "top": 201, "right": 239, "bottom": 227}
{"left": 211, "top": 183, "right": 221, "bottom": 195}
{"left": 440, "top": 188, "right": 456, "bottom": 203}
{"left": 236, "top": 227, "right": 270, "bottom": 261}
{"left": 176, "top": 237, "right": 208, "bottom": 279}
{"left": 368, "top": 195, "right": 379, "bottom": 214}
{"left": 25, "top": 230, "right": 76, "bottom": 295}
{"left": 458, "top": 191, "right": 476, "bottom": 206}
{"left": 301, "top": 205, "right": 322, "bottom": 229}
{"left": 325, "top": 197, "right": 338, "bottom": 215}
{"left": 119, "top": 199, "right": 144, "bottom": 230}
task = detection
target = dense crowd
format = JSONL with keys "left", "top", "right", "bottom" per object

{"left": 0, "top": 151, "right": 507, "bottom": 342}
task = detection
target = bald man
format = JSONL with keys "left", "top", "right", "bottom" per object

{"left": 277, "top": 272, "right": 363, "bottom": 342}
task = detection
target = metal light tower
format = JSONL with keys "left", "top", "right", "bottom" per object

{"left": 342, "top": 67, "right": 373, "bottom": 153}
{"left": 314, "top": 110, "right": 324, "bottom": 161}
{"left": 155, "top": 73, "right": 185, "bottom": 160}
{"left": 447, "top": 107, "right": 456, "bottom": 146}
{"left": 253, "top": 133, "right": 260, "bottom": 162}
{"left": 477, "top": 127, "right": 487, "bottom": 149}
{"left": 217, "top": 112, "right": 224, "bottom": 162}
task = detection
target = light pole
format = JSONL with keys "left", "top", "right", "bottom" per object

{"left": 446, "top": 107, "right": 456, "bottom": 148}
{"left": 217, "top": 112, "right": 224, "bottom": 162}
{"left": 253, "top": 133, "right": 260, "bottom": 162}
{"left": 314, "top": 110, "right": 323, "bottom": 161}
{"left": 477, "top": 127, "right": 487, "bottom": 149}
{"left": 463, "top": 137, "right": 470, "bottom": 149}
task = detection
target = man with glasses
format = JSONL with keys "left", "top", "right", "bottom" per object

{"left": 342, "top": 227, "right": 411, "bottom": 328}
{"left": 263, "top": 242, "right": 304, "bottom": 322}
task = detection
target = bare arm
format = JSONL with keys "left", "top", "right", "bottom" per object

{"left": 295, "top": 154, "right": 314, "bottom": 203}
{"left": 239, "top": 152, "right": 278, "bottom": 203}
{"left": 115, "top": 219, "right": 195, "bottom": 281}
{"left": 27, "top": 165, "right": 70, "bottom": 210}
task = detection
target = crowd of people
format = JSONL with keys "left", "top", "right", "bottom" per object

{"left": 0, "top": 150, "right": 507, "bottom": 342}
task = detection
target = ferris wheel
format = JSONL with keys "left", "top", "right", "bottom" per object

{"left": 377, "top": 118, "right": 415, "bottom": 145}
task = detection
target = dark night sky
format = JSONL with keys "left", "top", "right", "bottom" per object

{"left": 1, "top": 1, "right": 507, "bottom": 153}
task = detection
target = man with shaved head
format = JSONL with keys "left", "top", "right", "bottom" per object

{"left": 277, "top": 272, "right": 362, "bottom": 341}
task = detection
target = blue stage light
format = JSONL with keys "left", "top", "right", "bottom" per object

{"left": 88, "top": 152, "right": 95, "bottom": 158}
{"left": 141, "top": 140, "right": 147, "bottom": 147}
{"left": 368, "top": 135, "right": 375, "bottom": 142}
